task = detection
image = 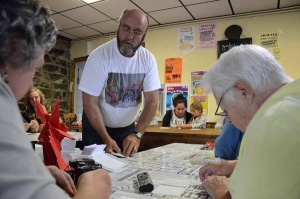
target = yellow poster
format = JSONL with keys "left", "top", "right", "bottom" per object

{"left": 164, "top": 58, "right": 182, "bottom": 83}
{"left": 260, "top": 33, "right": 281, "bottom": 60}
{"left": 190, "top": 71, "right": 209, "bottom": 117}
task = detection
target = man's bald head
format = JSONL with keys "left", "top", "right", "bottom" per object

{"left": 118, "top": 9, "right": 149, "bottom": 29}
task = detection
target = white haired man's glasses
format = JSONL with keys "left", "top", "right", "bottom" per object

{"left": 119, "top": 25, "right": 145, "bottom": 37}
{"left": 215, "top": 92, "right": 228, "bottom": 116}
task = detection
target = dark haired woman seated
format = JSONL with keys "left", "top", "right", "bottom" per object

{"left": 162, "top": 93, "right": 192, "bottom": 127}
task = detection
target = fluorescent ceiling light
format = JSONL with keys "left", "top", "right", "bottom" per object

{"left": 82, "top": 0, "right": 107, "bottom": 3}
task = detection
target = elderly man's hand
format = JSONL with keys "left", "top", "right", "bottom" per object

{"left": 202, "top": 176, "right": 230, "bottom": 199}
{"left": 199, "top": 161, "right": 237, "bottom": 181}
{"left": 122, "top": 134, "right": 140, "bottom": 157}
{"left": 46, "top": 165, "right": 77, "bottom": 197}
{"left": 76, "top": 169, "right": 112, "bottom": 199}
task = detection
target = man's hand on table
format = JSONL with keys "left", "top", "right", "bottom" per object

{"left": 199, "top": 161, "right": 237, "bottom": 181}
{"left": 103, "top": 138, "right": 121, "bottom": 154}
{"left": 122, "top": 133, "right": 140, "bottom": 157}
{"left": 76, "top": 169, "right": 112, "bottom": 199}
{"left": 202, "top": 176, "right": 231, "bottom": 199}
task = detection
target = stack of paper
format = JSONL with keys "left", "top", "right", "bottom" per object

{"left": 61, "top": 138, "right": 76, "bottom": 153}
{"left": 61, "top": 138, "right": 77, "bottom": 163}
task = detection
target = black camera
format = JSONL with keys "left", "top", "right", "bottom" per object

{"left": 68, "top": 159, "right": 102, "bottom": 185}
{"left": 137, "top": 172, "right": 154, "bottom": 193}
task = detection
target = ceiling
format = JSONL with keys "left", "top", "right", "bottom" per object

{"left": 40, "top": 0, "right": 300, "bottom": 41}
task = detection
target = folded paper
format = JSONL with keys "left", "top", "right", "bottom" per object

{"left": 35, "top": 98, "right": 74, "bottom": 170}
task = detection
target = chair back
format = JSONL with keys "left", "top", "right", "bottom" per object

{"left": 63, "top": 113, "right": 76, "bottom": 126}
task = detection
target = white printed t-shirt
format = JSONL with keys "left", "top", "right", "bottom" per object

{"left": 79, "top": 38, "right": 160, "bottom": 128}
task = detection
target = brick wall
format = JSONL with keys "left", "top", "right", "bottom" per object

{"left": 20, "top": 35, "right": 72, "bottom": 114}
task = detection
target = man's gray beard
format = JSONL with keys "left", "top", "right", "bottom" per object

{"left": 119, "top": 45, "right": 135, "bottom": 57}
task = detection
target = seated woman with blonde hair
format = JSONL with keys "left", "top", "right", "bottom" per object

{"left": 21, "top": 88, "right": 51, "bottom": 133}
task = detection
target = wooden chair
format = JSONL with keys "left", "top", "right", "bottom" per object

{"left": 63, "top": 113, "right": 77, "bottom": 126}
{"left": 206, "top": 122, "right": 216, "bottom": 128}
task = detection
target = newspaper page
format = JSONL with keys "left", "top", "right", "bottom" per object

{"left": 109, "top": 143, "right": 216, "bottom": 199}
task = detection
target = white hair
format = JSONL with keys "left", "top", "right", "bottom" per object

{"left": 202, "top": 44, "right": 292, "bottom": 101}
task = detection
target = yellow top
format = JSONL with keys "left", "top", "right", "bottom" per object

{"left": 229, "top": 78, "right": 300, "bottom": 199}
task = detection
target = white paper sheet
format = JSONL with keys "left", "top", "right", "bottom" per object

{"left": 119, "top": 196, "right": 137, "bottom": 199}
{"left": 61, "top": 138, "right": 76, "bottom": 152}
{"left": 112, "top": 152, "right": 126, "bottom": 158}
{"left": 152, "top": 185, "right": 185, "bottom": 196}
{"left": 93, "top": 153, "right": 126, "bottom": 172}
{"left": 81, "top": 144, "right": 106, "bottom": 155}
{"left": 159, "top": 127, "right": 170, "bottom": 129}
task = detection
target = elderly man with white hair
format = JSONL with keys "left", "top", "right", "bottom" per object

{"left": 199, "top": 44, "right": 300, "bottom": 199}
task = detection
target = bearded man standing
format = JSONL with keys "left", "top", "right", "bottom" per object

{"left": 79, "top": 9, "right": 160, "bottom": 157}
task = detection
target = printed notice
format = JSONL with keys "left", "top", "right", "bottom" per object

{"left": 260, "top": 32, "right": 281, "bottom": 60}
{"left": 199, "top": 22, "right": 217, "bottom": 49}
{"left": 177, "top": 26, "right": 195, "bottom": 54}
{"left": 164, "top": 58, "right": 182, "bottom": 83}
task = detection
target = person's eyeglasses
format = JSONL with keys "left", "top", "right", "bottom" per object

{"left": 119, "top": 25, "right": 145, "bottom": 37}
{"left": 215, "top": 92, "right": 228, "bottom": 116}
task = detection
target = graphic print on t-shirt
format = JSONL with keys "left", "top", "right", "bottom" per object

{"left": 105, "top": 72, "right": 145, "bottom": 108}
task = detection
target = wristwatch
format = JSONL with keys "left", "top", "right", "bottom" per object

{"left": 133, "top": 130, "right": 143, "bottom": 139}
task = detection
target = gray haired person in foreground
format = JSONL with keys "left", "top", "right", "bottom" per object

{"left": 0, "top": 0, "right": 111, "bottom": 198}
{"left": 199, "top": 44, "right": 299, "bottom": 199}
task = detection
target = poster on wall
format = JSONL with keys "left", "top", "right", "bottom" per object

{"left": 260, "top": 32, "right": 281, "bottom": 60}
{"left": 199, "top": 22, "right": 217, "bottom": 49}
{"left": 164, "top": 58, "right": 182, "bottom": 83}
{"left": 165, "top": 84, "right": 189, "bottom": 112}
{"left": 177, "top": 26, "right": 195, "bottom": 54}
{"left": 190, "top": 71, "right": 209, "bottom": 117}
{"left": 191, "top": 71, "right": 207, "bottom": 95}
{"left": 190, "top": 95, "right": 209, "bottom": 119}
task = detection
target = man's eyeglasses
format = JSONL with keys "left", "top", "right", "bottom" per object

{"left": 215, "top": 93, "right": 228, "bottom": 116}
{"left": 119, "top": 25, "right": 145, "bottom": 37}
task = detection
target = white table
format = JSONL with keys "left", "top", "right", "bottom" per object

{"left": 29, "top": 132, "right": 83, "bottom": 162}
{"left": 28, "top": 133, "right": 214, "bottom": 198}
{"left": 109, "top": 143, "right": 215, "bottom": 199}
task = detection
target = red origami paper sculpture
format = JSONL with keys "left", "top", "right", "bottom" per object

{"left": 35, "top": 97, "right": 74, "bottom": 170}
